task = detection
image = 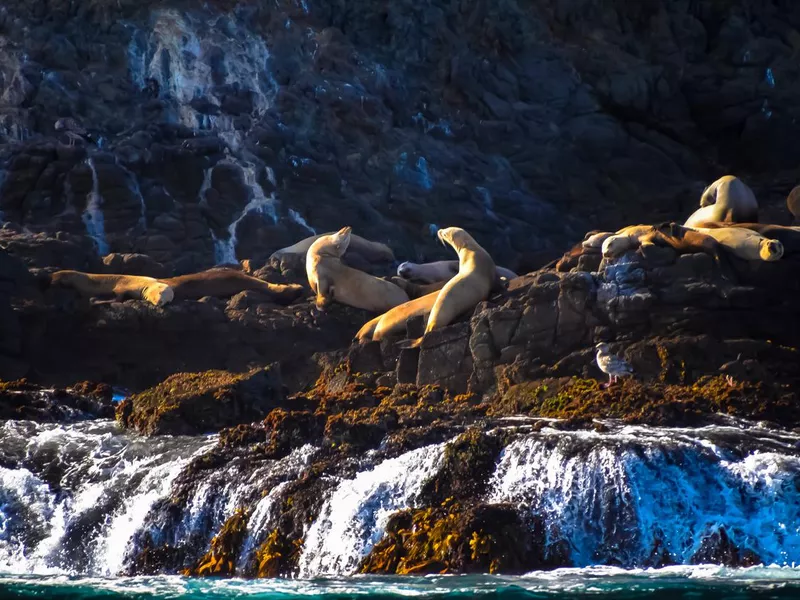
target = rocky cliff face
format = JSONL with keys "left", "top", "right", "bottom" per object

{"left": 1, "top": 0, "right": 799, "bottom": 276}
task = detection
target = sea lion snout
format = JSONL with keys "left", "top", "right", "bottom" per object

{"left": 397, "top": 262, "right": 414, "bottom": 278}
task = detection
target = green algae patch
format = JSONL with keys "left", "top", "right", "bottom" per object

{"left": 116, "top": 365, "right": 290, "bottom": 435}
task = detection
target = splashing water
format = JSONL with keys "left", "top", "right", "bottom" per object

{"left": 0, "top": 420, "right": 216, "bottom": 576}
{"left": 297, "top": 443, "right": 446, "bottom": 577}
{"left": 81, "top": 159, "right": 110, "bottom": 256}
{"left": 487, "top": 423, "right": 800, "bottom": 568}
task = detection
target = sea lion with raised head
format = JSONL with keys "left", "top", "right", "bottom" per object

{"left": 401, "top": 227, "right": 495, "bottom": 348}
{"left": 50, "top": 271, "right": 174, "bottom": 306}
{"left": 306, "top": 227, "right": 409, "bottom": 311}
{"left": 684, "top": 175, "right": 758, "bottom": 228}
{"left": 685, "top": 225, "right": 784, "bottom": 261}
{"left": 397, "top": 261, "right": 517, "bottom": 283}
{"left": 271, "top": 232, "right": 395, "bottom": 263}
{"left": 160, "top": 268, "right": 304, "bottom": 303}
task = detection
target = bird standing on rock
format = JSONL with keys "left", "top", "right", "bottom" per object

{"left": 595, "top": 342, "right": 634, "bottom": 388}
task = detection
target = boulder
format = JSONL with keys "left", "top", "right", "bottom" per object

{"left": 117, "top": 365, "right": 287, "bottom": 435}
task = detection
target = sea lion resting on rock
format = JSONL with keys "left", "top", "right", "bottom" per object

{"left": 397, "top": 261, "right": 517, "bottom": 283}
{"left": 684, "top": 175, "right": 758, "bottom": 228}
{"left": 306, "top": 227, "right": 409, "bottom": 311}
{"left": 685, "top": 226, "right": 784, "bottom": 262}
{"left": 50, "top": 271, "right": 174, "bottom": 306}
{"left": 691, "top": 222, "right": 800, "bottom": 256}
{"left": 160, "top": 268, "right": 304, "bottom": 303}
{"left": 401, "top": 227, "right": 495, "bottom": 349}
{"left": 271, "top": 232, "right": 395, "bottom": 263}
{"left": 600, "top": 223, "right": 738, "bottom": 277}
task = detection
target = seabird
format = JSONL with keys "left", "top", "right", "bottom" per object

{"left": 595, "top": 342, "right": 634, "bottom": 388}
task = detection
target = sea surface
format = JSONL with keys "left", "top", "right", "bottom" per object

{"left": 1, "top": 567, "right": 800, "bottom": 599}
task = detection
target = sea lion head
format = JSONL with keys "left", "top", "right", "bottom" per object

{"left": 317, "top": 226, "right": 352, "bottom": 258}
{"left": 759, "top": 239, "right": 784, "bottom": 261}
{"left": 143, "top": 282, "right": 174, "bottom": 307}
{"left": 601, "top": 234, "right": 634, "bottom": 259}
{"left": 437, "top": 227, "right": 474, "bottom": 251}
{"left": 397, "top": 261, "right": 417, "bottom": 279}
{"left": 582, "top": 231, "right": 613, "bottom": 250}
{"left": 50, "top": 270, "right": 82, "bottom": 286}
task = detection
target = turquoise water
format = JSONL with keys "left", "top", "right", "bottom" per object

{"left": 2, "top": 568, "right": 800, "bottom": 599}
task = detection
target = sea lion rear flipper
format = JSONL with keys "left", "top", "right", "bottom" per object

{"left": 397, "top": 337, "right": 423, "bottom": 350}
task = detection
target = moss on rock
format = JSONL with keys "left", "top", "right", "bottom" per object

{"left": 117, "top": 365, "right": 290, "bottom": 435}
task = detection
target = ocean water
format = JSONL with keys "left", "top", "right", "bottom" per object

{"left": 1, "top": 568, "right": 800, "bottom": 599}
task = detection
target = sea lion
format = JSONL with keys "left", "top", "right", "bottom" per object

{"left": 582, "top": 231, "right": 614, "bottom": 250}
{"left": 685, "top": 226, "right": 784, "bottom": 261}
{"left": 600, "top": 225, "right": 657, "bottom": 259}
{"left": 356, "top": 291, "right": 440, "bottom": 343}
{"left": 684, "top": 175, "right": 758, "bottom": 228}
{"left": 271, "top": 232, "right": 395, "bottom": 263}
{"left": 787, "top": 186, "right": 800, "bottom": 223}
{"left": 690, "top": 222, "right": 800, "bottom": 255}
{"left": 160, "top": 268, "right": 304, "bottom": 303}
{"left": 401, "top": 227, "right": 495, "bottom": 348}
{"left": 396, "top": 261, "right": 517, "bottom": 283}
{"left": 50, "top": 271, "right": 174, "bottom": 306}
{"left": 306, "top": 227, "right": 409, "bottom": 311}
{"left": 600, "top": 223, "right": 738, "bottom": 278}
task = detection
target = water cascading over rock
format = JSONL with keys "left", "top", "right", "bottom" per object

{"left": 1, "top": 415, "right": 799, "bottom": 578}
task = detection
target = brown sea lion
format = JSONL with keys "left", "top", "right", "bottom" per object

{"left": 51, "top": 271, "right": 174, "bottom": 306}
{"left": 356, "top": 291, "right": 440, "bottom": 343}
{"left": 306, "top": 227, "right": 409, "bottom": 311}
{"left": 160, "top": 268, "right": 304, "bottom": 303}
{"left": 684, "top": 175, "right": 758, "bottom": 228}
{"left": 401, "top": 227, "right": 495, "bottom": 349}
{"left": 397, "top": 261, "right": 517, "bottom": 283}
{"left": 271, "top": 231, "right": 395, "bottom": 263}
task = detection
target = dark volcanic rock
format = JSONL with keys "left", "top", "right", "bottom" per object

{"left": 1, "top": 0, "right": 799, "bottom": 274}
